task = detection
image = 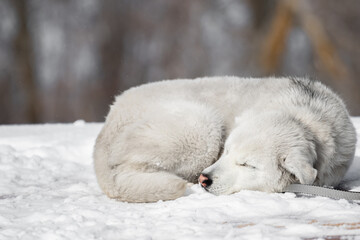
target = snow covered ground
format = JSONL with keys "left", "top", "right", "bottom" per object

{"left": 1, "top": 118, "right": 360, "bottom": 240}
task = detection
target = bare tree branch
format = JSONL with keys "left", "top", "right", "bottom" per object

{"left": 289, "top": 0, "right": 350, "bottom": 80}
{"left": 261, "top": 0, "right": 294, "bottom": 74}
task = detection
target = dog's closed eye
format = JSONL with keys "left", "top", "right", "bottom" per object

{"left": 237, "top": 162, "right": 257, "bottom": 169}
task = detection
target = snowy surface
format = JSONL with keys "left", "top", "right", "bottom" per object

{"left": 1, "top": 118, "right": 360, "bottom": 240}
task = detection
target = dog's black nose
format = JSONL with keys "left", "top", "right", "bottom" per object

{"left": 199, "top": 173, "right": 213, "bottom": 188}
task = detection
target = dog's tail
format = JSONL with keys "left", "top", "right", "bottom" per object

{"left": 107, "top": 169, "right": 187, "bottom": 203}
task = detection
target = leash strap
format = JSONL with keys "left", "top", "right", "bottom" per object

{"left": 284, "top": 184, "right": 360, "bottom": 201}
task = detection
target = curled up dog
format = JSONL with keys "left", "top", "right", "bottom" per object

{"left": 93, "top": 77, "right": 357, "bottom": 203}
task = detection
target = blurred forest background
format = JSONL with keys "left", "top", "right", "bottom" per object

{"left": 0, "top": 0, "right": 360, "bottom": 124}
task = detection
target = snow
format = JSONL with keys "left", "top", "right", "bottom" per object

{"left": 1, "top": 118, "right": 360, "bottom": 239}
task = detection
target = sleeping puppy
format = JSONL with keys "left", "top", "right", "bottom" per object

{"left": 93, "top": 77, "right": 357, "bottom": 202}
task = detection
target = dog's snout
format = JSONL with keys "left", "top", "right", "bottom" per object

{"left": 199, "top": 173, "right": 213, "bottom": 188}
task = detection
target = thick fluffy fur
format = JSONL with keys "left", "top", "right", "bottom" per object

{"left": 94, "top": 77, "right": 357, "bottom": 202}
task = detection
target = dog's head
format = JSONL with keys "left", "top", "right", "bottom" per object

{"left": 199, "top": 112, "right": 318, "bottom": 195}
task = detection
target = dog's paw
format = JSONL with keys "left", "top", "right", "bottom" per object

{"left": 183, "top": 183, "right": 195, "bottom": 196}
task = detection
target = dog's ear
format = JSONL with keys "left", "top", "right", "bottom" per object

{"left": 280, "top": 150, "right": 317, "bottom": 185}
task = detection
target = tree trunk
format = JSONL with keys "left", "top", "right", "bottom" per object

{"left": 13, "top": 0, "right": 40, "bottom": 123}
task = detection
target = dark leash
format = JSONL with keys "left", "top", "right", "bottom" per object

{"left": 284, "top": 184, "right": 360, "bottom": 201}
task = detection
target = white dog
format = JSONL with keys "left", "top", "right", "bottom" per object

{"left": 93, "top": 77, "right": 357, "bottom": 202}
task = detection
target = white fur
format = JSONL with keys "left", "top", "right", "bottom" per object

{"left": 93, "top": 77, "right": 357, "bottom": 202}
